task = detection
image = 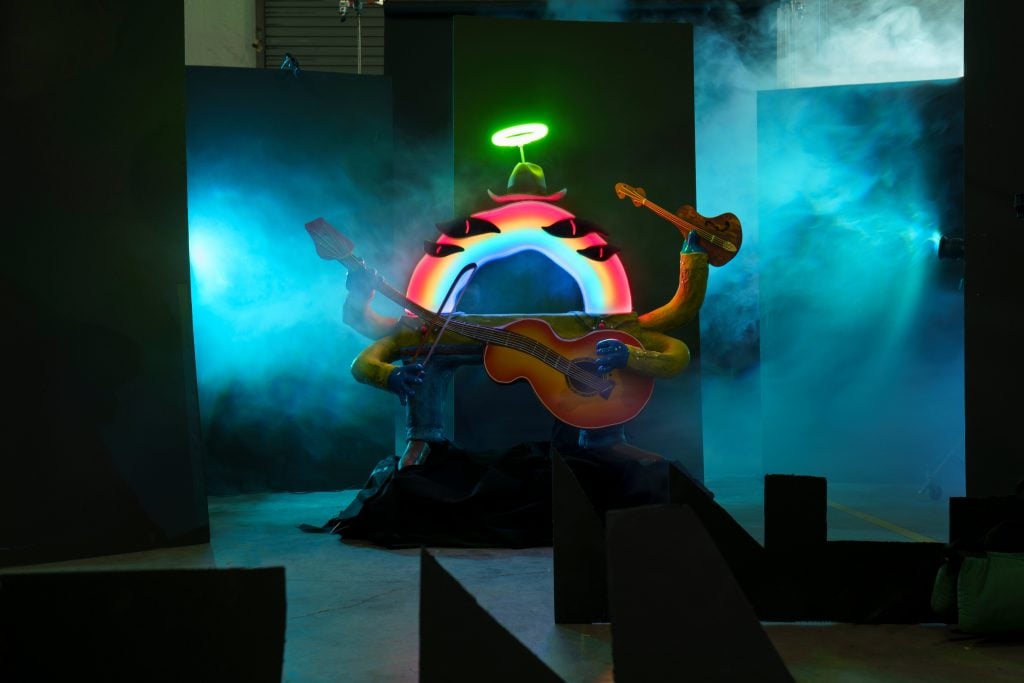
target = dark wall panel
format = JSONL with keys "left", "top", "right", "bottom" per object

{"left": 963, "top": 2, "right": 1024, "bottom": 496}
{"left": 448, "top": 16, "right": 702, "bottom": 472}
{"left": 1, "top": 2, "right": 207, "bottom": 567}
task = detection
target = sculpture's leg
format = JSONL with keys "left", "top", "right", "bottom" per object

{"left": 399, "top": 347, "right": 482, "bottom": 468}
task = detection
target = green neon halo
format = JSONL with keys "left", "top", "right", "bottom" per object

{"left": 491, "top": 123, "right": 549, "bottom": 148}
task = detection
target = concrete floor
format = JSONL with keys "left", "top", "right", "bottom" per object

{"left": 5, "top": 478, "right": 1024, "bottom": 682}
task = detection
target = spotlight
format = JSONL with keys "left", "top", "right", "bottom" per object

{"left": 338, "top": 0, "right": 356, "bottom": 21}
{"left": 937, "top": 235, "right": 965, "bottom": 260}
{"left": 280, "top": 53, "right": 301, "bottom": 77}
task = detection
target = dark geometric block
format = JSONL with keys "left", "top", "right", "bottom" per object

{"left": 552, "top": 447, "right": 609, "bottom": 624}
{"left": 949, "top": 495, "right": 1024, "bottom": 547}
{"left": 419, "top": 548, "right": 563, "bottom": 682}
{"left": 819, "top": 541, "right": 947, "bottom": 623}
{"left": 764, "top": 474, "right": 827, "bottom": 552}
{"left": 754, "top": 540, "right": 947, "bottom": 623}
{"left": 606, "top": 504, "right": 793, "bottom": 683}
{"left": 0, "top": 567, "right": 286, "bottom": 683}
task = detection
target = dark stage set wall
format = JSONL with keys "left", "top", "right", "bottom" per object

{"left": 2, "top": 2, "right": 208, "bottom": 567}
{"left": 388, "top": 14, "right": 703, "bottom": 476}
{"left": 963, "top": 2, "right": 1024, "bottom": 497}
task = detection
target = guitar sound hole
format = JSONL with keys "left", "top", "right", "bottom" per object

{"left": 566, "top": 358, "right": 607, "bottom": 397}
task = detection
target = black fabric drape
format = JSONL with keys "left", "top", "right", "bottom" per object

{"left": 303, "top": 437, "right": 682, "bottom": 549}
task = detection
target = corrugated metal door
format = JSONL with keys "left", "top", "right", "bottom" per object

{"left": 256, "top": 0, "right": 384, "bottom": 74}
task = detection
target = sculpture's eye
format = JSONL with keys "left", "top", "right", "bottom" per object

{"left": 435, "top": 217, "right": 501, "bottom": 238}
{"left": 576, "top": 244, "right": 621, "bottom": 262}
{"left": 424, "top": 241, "right": 466, "bottom": 257}
{"left": 542, "top": 218, "right": 607, "bottom": 239}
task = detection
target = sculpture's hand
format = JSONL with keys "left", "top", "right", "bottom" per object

{"left": 346, "top": 266, "right": 378, "bottom": 298}
{"left": 681, "top": 230, "right": 706, "bottom": 254}
{"left": 386, "top": 363, "right": 425, "bottom": 406}
{"left": 595, "top": 339, "right": 629, "bottom": 375}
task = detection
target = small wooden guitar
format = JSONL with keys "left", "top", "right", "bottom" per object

{"left": 615, "top": 182, "right": 742, "bottom": 266}
{"left": 305, "top": 217, "right": 655, "bottom": 429}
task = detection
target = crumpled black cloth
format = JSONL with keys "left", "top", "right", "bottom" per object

{"left": 302, "top": 439, "right": 679, "bottom": 549}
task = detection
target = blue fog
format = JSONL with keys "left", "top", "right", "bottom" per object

{"left": 186, "top": 2, "right": 967, "bottom": 500}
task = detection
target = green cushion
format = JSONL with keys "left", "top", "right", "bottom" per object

{"left": 931, "top": 563, "right": 955, "bottom": 617}
{"left": 957, "top": 552, "right": 1024, "bottom": 634}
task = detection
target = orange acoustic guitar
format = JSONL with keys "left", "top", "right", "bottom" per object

{"left": 304, "top": 217, "right": 655, "bottom": 429}
{"left": 615, "top": 182, "right": 742, "bottom": 267}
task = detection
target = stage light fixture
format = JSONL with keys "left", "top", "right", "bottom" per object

{"left": 280, "top": 53, "right": 301, "bottom": 77}
{"left": 338, "top": 0, "right": 384, "bottom": 22}
{"left": 937, "top": 235, "right": 964, "bottom": 260}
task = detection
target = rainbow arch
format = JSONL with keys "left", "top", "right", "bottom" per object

{"left": 405, "top": 200, "right": 633, "bottom": 315}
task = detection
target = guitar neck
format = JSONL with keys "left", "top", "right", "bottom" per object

{"left": 309, "top": 218, "right": 614, "bottom": 397}
{"left": 625, "top": 191, "right": 732, "bottom": 250}
{"left": 441, "top": 317, "right": 612, "bottom": 393}
{"left": 444, "top": 318, "right": 559, "bottom": 369}
{"left": 330, "top": 243, "right": 608, "bottom": 392}
{"left": 344, "top": 254, "right": 565, "bottom": 371}
{"left": 642, "top": 200, "right": 719, "bottom": 246}
{"left": 338, "top": 252, "right": 437, "bottom": 321}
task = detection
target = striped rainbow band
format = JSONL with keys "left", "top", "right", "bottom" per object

{"left": 405, "top": 200, "right": 633, "bottom": 315}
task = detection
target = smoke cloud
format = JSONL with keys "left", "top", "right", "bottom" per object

{"left": 688, "top": 1, "right": 964, "bottom": 496}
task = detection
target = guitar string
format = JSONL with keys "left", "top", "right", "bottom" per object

{"left": 621, "top": 189, "right": 732, "bottom": 248}
{"left": 335, "top": 241, "right": 619, "bottom": 393}
{"left": 415, "top": 312, "right": 615, "bottom": 392}
{"left": 648, "top": 203, "right": 729, "bottom": 248}
{"left": 437, "top": 317, "right": 615, "bottom": 393}
{"left": 393, "top": 295, "right": 610, "bottom": 391}
{"left": 377, "top": 275, "right": 621, "bottom": 392}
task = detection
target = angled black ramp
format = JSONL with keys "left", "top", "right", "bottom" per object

{"left": 667, "top": 462, "right": 766, "bottom": 599}
{"left": 552, "top": 447, "right": 609, "bottom": 624}
{"left": 420, "top": 549, "right": 563, "bottom": 683}
{"left": 0, "top": 567, "right": 285, "bottom": 683}
{"left": 607, "top": 505, "right": 794, "bottom": 683}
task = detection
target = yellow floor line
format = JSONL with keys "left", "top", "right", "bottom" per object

{"left": 826, "top": 499, "right": 940, "bottom": 543}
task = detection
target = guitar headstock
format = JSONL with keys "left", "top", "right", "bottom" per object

{"left": 305, "top": 217, "right": 355, "bottom": 264}
{"left": 614, "top": 182, "right": 647, "bottom": 206}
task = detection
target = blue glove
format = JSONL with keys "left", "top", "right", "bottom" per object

{"left": 345, "top": 266, "right": 378, "bottom": 296}
{"left": 596, "top": 339, "right": 629, "bottom": 375}
{"left": 387, "top": 363, "right": 424, "bottom": 406}
{"left": 681, "top": 231, "right": 706, "bottom": 254}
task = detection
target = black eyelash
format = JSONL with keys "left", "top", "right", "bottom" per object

{"left": 576, "top": 244, "right": 621, "bottom": 262}
{"left": 541, "top": 218, "right": 607, "bottom": 239}
{"left": 423, "top": 241, "right": 466, "bottom": 257}
{"left": 435, "top": 216, "right": 501, "bottom": 238}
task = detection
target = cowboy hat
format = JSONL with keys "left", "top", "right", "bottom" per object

{"left": 487, "top": 162, "right": 567, "bottom": 203}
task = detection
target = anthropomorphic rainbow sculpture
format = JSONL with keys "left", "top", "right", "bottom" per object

{"left": 339, "top": 124, "right": 711, "bottom": 467}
